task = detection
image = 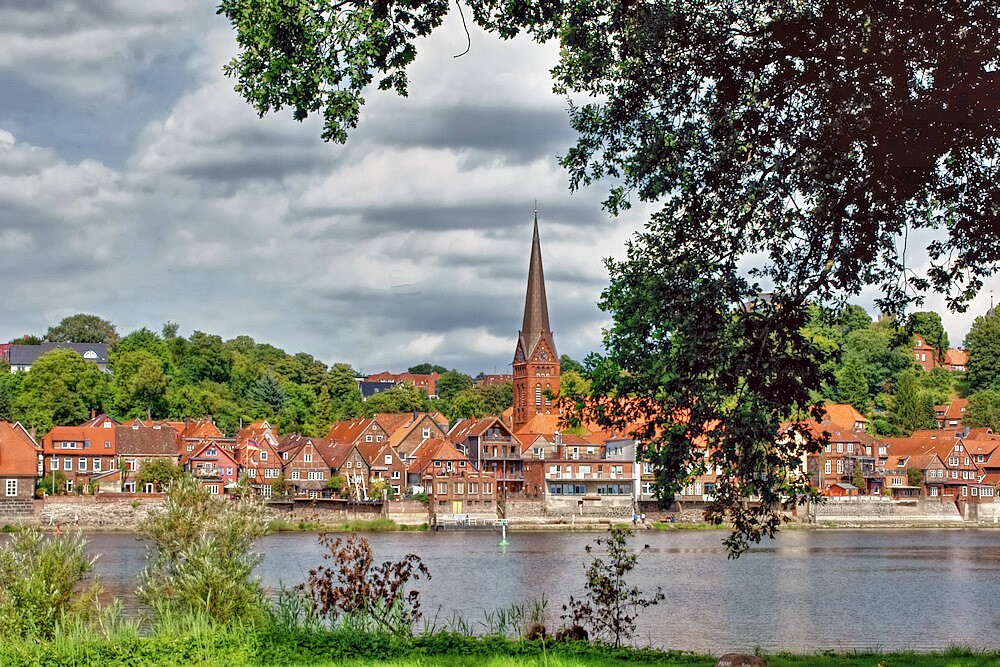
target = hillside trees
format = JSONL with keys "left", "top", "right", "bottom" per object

{"left": 219, "top": 0, "right": 1000, "bottom": 552}
{"left": 13, "top": 350, "right": 108, "bottom": 434}
{"left": 966, "top": 313, "right": 1000, "bottom": 392}
{"left": 45, "top": 313, "right": 118, "bottom": 345}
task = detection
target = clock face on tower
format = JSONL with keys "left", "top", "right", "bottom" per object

{"left": 539, "top": 351, "right": 548, "bottom": 361}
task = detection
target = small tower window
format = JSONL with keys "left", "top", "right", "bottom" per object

{"left": 535, "top": 384, "right": 542, "bottom": 406}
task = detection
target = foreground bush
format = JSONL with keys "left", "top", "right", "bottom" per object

{"left": 0, "top": 526, "right": 100, "bottom": 639}
{"left": 137, "top": 475, "right": 271, "bottom": 624}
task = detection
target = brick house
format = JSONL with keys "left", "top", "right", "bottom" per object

{"left": 383, "top": 412, "right": 449, "bottom": 459}
{"left": 116, "top": 422, "right": 180, "bottom": 492}
{"left": 278, "top": 434, "right": 370, "bottom": 498}
{"left": 0, "top": 421, "right": 42, "bottom": 500}
{"left": 449, "top": 417, "right": 524, "bottom": 495}
{"left": 183, "top": 440, "right": 239, "bottom": 495}
{"left": 942, "top": 349, "right": 968, "bottom": 372}
{"left": 42, "top": 424, "right": 118, "bottom": 492}
{"left": 913, "top": 334, "right": 937, "bottom": 371}
{"left": 356, "top": 441, "right": 407, "bottom": 497}
{"left": 885, "top": 435, "right": 991, "bottom": 503}
{"left": 327, "top": 417, "right": 390, "bottom": 448}
{"left": 235, "top": 424, "right": 283, "bottom": 497}
{"left": 804, "top": 421, "right": 882, "bottom": 494}
{"left": 407, "top": 438, "right": 496, "bottom": 519}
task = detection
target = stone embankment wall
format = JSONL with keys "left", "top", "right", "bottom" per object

{"left": 38, "top": 495, "right": 165, "bottom": 529}
{"left": 811, "top": 497, "right": 963, "bottom": 526}
{"left": 0, "top": 498, "right": 37, "bottom": 524}
{"left": 268, "top": 498, "right": 433, "bottom": 526}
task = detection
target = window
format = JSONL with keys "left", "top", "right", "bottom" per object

{"left": 484, "top": 483, "right": 492, "bottom": 494}
{"left": 5, "top": 479, "right": 16, "bottom": 497}
{"left": 51, "top": 456, "right": 59, "bottom": 470}
{"left": 291, "top": 471, "right": 300, "bottom": 480}
{"left": 437, "top": 482, "right": 447, "bottom": 495}
{"left": 206, "top": 448, "right": 217, "bottom": 457}
{"left": 78, "top": 457, "right": 87, "bottom": 471}
{"left": 825, "top": 444, "right": 831, "bottom": 453}
{"left": 64, "top": 458, "right": 72, "bottom": 471}
{"left": 143, "top": 483, "right": 155, "bottom": 494}
{"left": 366, "top": 435, "right": 373, "bottom": 442}
{"left": 260, "top": 451, "right": 268, "bottom": 461}
{"left": 535, "top": 385, "right": 542, "bottom": 406}
{"left": 837, "top": 443, "right": 843, "bottom": 453}
{"left": 836, "top": 460, "right": 843, "bottom": 474}
{"left": 846, "top": 443, "right": 854, "bottom": 453}
{"left": 422, "top": 427, "right": 431, "bottom": 439}
{"left": 824, "top": 461, "right": 832, "bottom": 474}
{"left": 346, "top": 461, "right": 353, "bottom": 469}
{"left": 376, "top": 435, "right": 383, "bottom": 442}
{"left": 264, "top": 468, "right": 279, "bottom": 478}
{"left": 469, "top": 482, "right": 478, "bottom": 494}
{"left": 304, "top": 453, "right": 313, "bottom": 463}
{"left": 391, "top": 470, "right": 400, "bottom": 479}
{"left": 434, "top": 461, "right": 442, "bottom": 467}
{"left": 454, "top": 482, "right": 465, "bottom": 495}
{"left": 384, "top": 455, "right": 393, "bottom": 465}
{"left": 93, "top": 458, "right": 101, "bottom": 472}
{"left": 207, "top": 485, "right": 219, "bottom": 495}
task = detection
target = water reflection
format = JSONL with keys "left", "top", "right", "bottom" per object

{"left": 31, "top": 529, "right": 1000, "bottom": 653}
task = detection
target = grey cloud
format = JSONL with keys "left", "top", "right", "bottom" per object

{"left": 363, "top": 106, "right": 574, "bottom": 164}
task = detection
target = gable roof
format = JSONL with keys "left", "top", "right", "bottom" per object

{"left": 116, "top": 423, "right": 178, "bottom": 457}
{"left": 944, "top": 349, "right": 968, "bottom": 367}
{"left": 407, "top": 438, "right": 470, "bottom": 476}
{"left": 0, "top": 421, "right": 40, "bottom": 476}
{"left": 326, "top": 417, "right": 377, "bottom": 444}
{"left": 822, "top": 404, "right": 868, "bottom": 430}
{"left": 9, "top": 343, "right": 109, "bottom": 367}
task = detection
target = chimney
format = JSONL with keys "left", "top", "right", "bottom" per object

{"left": 91, "top": 409, "right": 96, "bottom": 420}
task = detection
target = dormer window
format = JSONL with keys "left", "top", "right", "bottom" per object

{"left": 260, "top": 451, "right": 268, "bottom": 461}
{"left": 422, "top": 428, "right": 431, "bottom": 439}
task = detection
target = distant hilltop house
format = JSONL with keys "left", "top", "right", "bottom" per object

{"left": 912, "top": 334, "right": 967, "bottom": 373}
{"left": 358, "top": 371, "right": 441, "bottom": 399}
{"left": 7, "top": 342, "right": 109, "bottom": 373}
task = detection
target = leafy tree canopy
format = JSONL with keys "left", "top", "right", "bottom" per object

{"left": 407, "top": 363, "right": 447, "bottom": 375}
{"left": 966, "top": 313, "right": 1000, "bottom": 392}
{"left": 908, "top": 311, "right": 950, "bottom": 355}
{"left": 45, "top": 313, "right": 118, "bottom": 345}
{"left": 220, "top": 0, "right": 1000, "bottom": 553}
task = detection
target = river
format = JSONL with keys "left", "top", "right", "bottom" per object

{"left": 77, "top": 528, "right": 1000, "bottom": 653}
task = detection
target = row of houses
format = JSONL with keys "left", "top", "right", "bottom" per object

{"left": 3, "top": 400, "right": 998, "bottom": 520}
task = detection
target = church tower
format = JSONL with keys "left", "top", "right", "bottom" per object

{"left": 512, "top": 213, "right": 560, "bottom": 431}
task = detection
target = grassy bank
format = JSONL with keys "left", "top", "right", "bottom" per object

{"left": 267, "top": 518, "right": 429, "bottom": 532}
{"left": 2, "top": 622, "right": 999, "bottom": 667}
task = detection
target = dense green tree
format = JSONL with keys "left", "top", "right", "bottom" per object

{"left": 45, "top": 313, "right": 118, "bottom": 345}
{"left": 112, "top": 350, "right": 169, "bottom": 420}
{"left": 449, "top": 390, "right": 487, "bottom": 420}
{"left": 277, "top": 382, "right": 314, "bottom": 434}
{"left": 219, "top": 0, "right": 1000, "bottom": 553}
{"left": 889, "top": 371, "right": 937, "bottom": 436}
{"left": 966, "top": 314, "right": 1000, "bottom": 392}
{"left": 13, "top": 350, "right": 108, "bottom": 433}
{"left": 407, "top": 363, "right": 447, "bottom": 375}
{"left": 0, "top": 369, "right": 21, "bottom": 422}
{"left": 435, "top": 371, "right": 472, "bottom": 404}
{"left": 917, "top": 367, "right": 958, "bottom": 407}
{"left": 329, "top": 363, "right": 363, "bottom": 419}
{"left": 909, "top": 311, "right": 950, "bottom": 357}
{"left": 174, "top": 331, "right": 230, "bottom": 385}
{"left": 362, "top": 383, "right": 429, "bottom": 417}
{"left": 966, "top": 390, "right": 1000, "bottom": 431}
{"left": 134, "top": 459, "right": 184, "bottom": 492}
{"left": 252, "top": 371, "right": 286, "bottom": 416}
{"left": 559, "top": 355, "right": 584, "bottom": 374}
{"left": 479, "top": 381, "right": 513, "bottom": 415}
{"left": 840, "top": 327, "right": 912, "bottom": 400}
{"left": 306, "top": 384, "right": 335, "bottom": 436}
{"left": 115, "top": 328, "right": 171, "bottom": 367}
{"left": 834, "top": 361, "right": 869, "bottom": 413}
{"left": 836, "top": 306, "right": 873, "bottom": 338}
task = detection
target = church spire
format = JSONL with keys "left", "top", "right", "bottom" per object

{"left": 512, "top": 210, "right": 560, "bottom": 432}
{"left": 518, "top": 210, "right": 556, "bottom": 360}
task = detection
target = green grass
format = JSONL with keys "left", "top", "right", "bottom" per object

{"left": 650, "top": 522, "right": 723, "bottom": 531}
{"left": 267, "top": 519, "right": 416, "bottom": 532}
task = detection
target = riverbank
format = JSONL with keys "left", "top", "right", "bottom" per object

{"left": 2, "top": 624, "right": 999, "bottom": 667}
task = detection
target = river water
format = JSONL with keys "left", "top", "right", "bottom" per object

{"left": 76, "top": 528, "right": 1000, "bottom": 653}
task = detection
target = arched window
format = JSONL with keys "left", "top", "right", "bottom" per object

{"left": 545, "top": 384, "right": 551, "bottom": 406}
{"left": 535, "top": 384, "right": 542, "bottom": 406}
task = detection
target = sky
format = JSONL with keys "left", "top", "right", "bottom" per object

{"left": 1, "top": 3, "right": 996, "bottom": 376}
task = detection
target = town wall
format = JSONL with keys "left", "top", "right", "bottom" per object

{"left": 811, "top": 496, "right": 963, "bottom": 525}
{"left": 0, "top": 497, "right": 37, "bottom": 524}
{"left": 39, "top": 494, "right": 165, "bottom": 529}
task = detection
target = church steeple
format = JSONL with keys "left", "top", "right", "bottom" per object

{"left": 519, "top": 212, "right": 556, "bottom": 361}
{"left": 512, "top": 211, "right": 560, "bottom": 432}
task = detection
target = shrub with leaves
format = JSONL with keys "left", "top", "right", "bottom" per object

{"left": 304, "top": 533, "right": 430, "bottom": 634}
{"left": 0, "top": 527, "right": 100, "bottom": 639}
{"left": 562, "top": 527, "right": 664, "bottom": 647}
{"left": 138, "top": 475, "right": 271, "bottom": 624}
